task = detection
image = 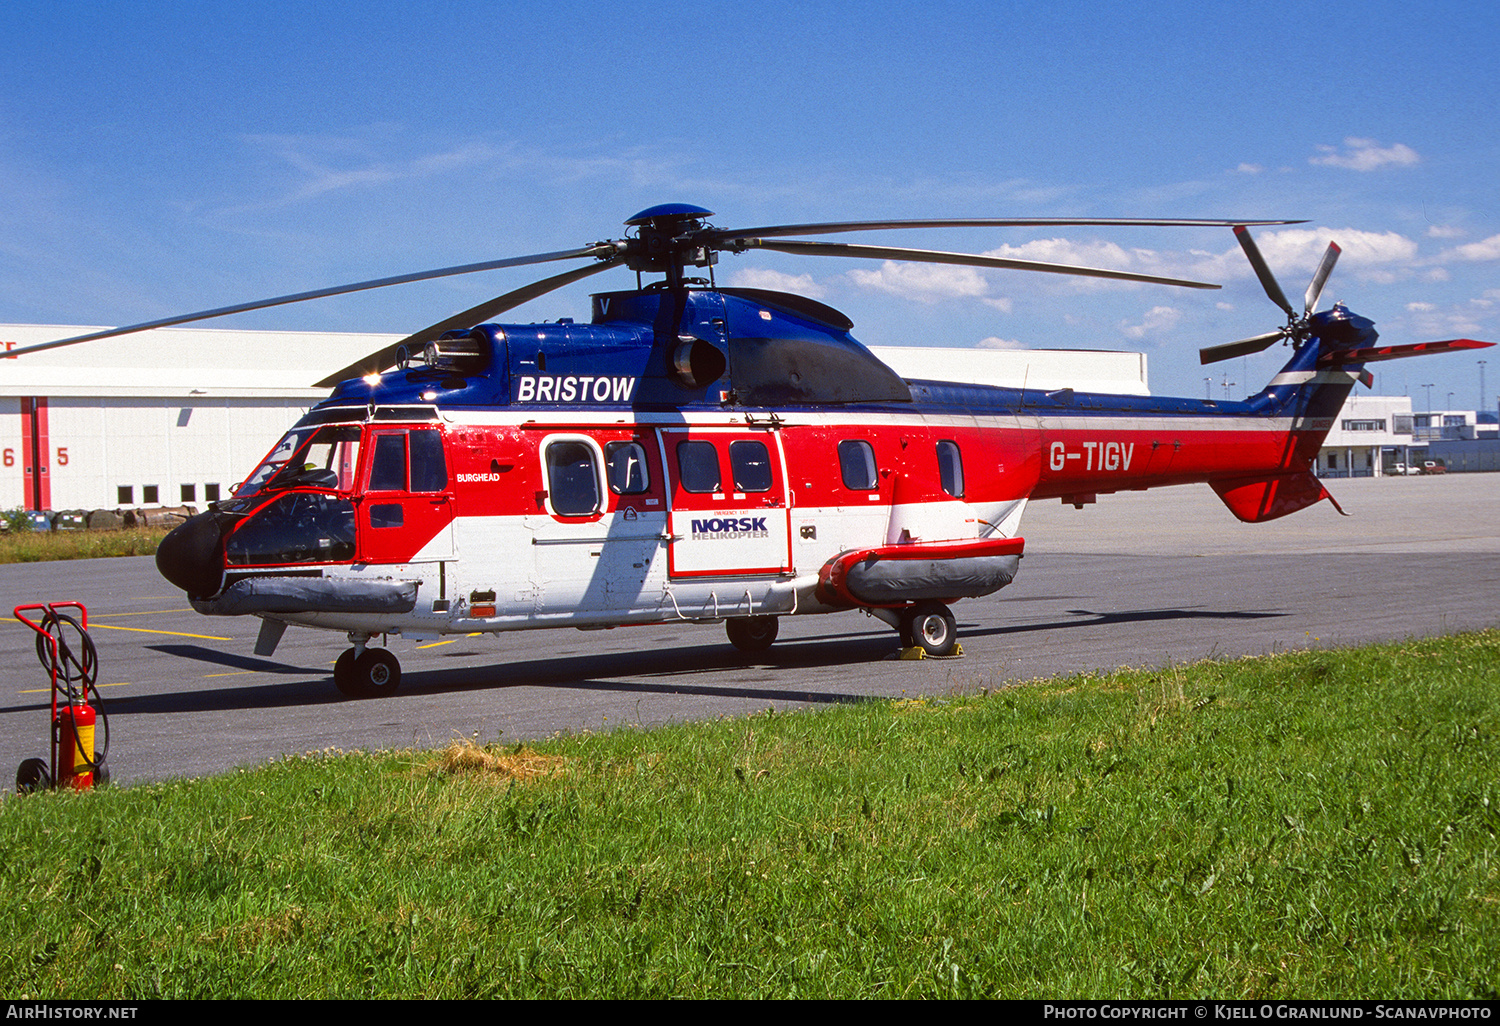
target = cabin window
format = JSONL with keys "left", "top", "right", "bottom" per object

{"left": 838, "top": 440, "right": 878, "bottom": 490}
{"left": 676, "top": 441, "right": 722, "bottom": 494}
{"left": 545, "top": 441, "right": 601, "bottom": 515}
{"left": 118, "top": 486, "right": 133, "bottom": 505}
{"left": 729, "top": 440, "right": 772, "bottom": 492}
{"left": 205, "top": 484, "right": 221, "bottom": 502}
{"left": 937, "top": 440, "right": 965, "bottom": 498}
{"left": 181, "top": 484, "right": 196, "bottom": 503}
{"left": 606, "top": 441, "right": 650, "bottom": 494}
{"left": 143, "top": 485, "right": 159, "bottom": 505}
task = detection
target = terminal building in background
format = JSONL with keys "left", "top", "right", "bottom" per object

{"left": 2, "top": 322, "right": 1491, "bottom": 512}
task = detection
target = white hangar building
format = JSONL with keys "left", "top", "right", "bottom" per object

{"left": 1, "top": 321, "right": 1149, "bottom": 513}
{"left": 0, "top": 323, "right": 403, "bottom": 512}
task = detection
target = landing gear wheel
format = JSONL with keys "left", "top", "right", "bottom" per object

{"left": 726, "top": 615, "right": 779, "bottom": 652}
{"left": 333, "top": 648, "right": 360, "bottom": 697}
{"left": 333, "top": 647, "right": 402, "bottom": 698}
{"left": 355, "top": 648, "right": 401, "bottom": 697}
{"left": 901, "top": 601, "right": 958, "bottom": 657}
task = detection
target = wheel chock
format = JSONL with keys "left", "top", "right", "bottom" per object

{"left": 894, "top": 643, "right": 964, "bottom": 661}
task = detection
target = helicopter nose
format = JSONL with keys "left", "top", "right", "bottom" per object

{"left": 155, "top": 511, "right": 227, "bottom": 598}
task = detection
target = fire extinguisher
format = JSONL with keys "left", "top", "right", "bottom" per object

{"left": 13, "top": 602, "right": 109, "bottom": 793}
{"left": 56, "top": 700, "right": 97, "bottom": 790}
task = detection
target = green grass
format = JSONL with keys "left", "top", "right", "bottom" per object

{"left": 1, "top": 631, "right": 1496, "bottom": 999}
{"left": 0, "top": 528, "right": 170, "bottom": 563}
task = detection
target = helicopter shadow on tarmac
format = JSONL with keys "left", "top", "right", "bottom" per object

{"left": 86, "top": 634, "right": 896, "bottom": 716}
{"left": 47, "top": 601, "right": 1292, "bottom": 718}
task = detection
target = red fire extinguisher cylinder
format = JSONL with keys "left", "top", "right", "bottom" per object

{"left": 56, "top": 702, "right": 96, "bottom": 790}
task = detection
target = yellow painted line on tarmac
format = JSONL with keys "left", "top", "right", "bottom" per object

{"left": 20, "top": 682, "right": 131, "bottom": 694}
{"left": 416, "top": 632, "right": 484, "bottom": 649}
{"left": 88, "top": 624, "right": 233, "bottom": 641}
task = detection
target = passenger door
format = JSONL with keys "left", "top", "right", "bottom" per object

{"left": 658, "top": 427, "right": 792, "bottom": 578}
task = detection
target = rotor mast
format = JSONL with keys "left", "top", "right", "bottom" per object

{"left": 621, "top": 203, "right": 720, "bottom": 290}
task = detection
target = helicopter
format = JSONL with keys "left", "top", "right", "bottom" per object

{"left": 10, "top": 204, "right": 1490, "bottom": 697}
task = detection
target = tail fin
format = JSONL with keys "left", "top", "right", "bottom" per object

{"left": 1211, "top": 304, "right": 1491, "bottom": 523}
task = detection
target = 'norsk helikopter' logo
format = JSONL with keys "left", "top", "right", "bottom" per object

{"left": 691, "top": 517, "right": 769, "bottom": 541}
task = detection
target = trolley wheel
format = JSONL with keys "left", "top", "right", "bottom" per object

{"left": 16, "top": 758, "right": 51, "bottom": 795}
{"left": 901, "top": 601, "right": 958, "bottom": 657}
{"left": 726, "top": 615, "right": 779, "bottom": 652}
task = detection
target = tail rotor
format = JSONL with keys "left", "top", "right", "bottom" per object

{"left": 1200, "top": 226, "right": 1340, "bottom": 365}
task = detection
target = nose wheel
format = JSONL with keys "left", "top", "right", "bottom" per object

{"left": 333, "top": 646, "right": 402, "bottom": 698}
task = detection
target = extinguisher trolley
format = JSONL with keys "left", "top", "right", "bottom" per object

{"left": 13, "top": 602, "right": 110, "bottom": 792}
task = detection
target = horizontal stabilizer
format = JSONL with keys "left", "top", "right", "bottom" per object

{"left": 1210, "top": 472, "right": 1346, "bottom": 524}
{"left": 1317, "top": 338, "right": 1493, "bottom": 366}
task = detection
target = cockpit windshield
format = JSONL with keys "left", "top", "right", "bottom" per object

{"left": 238, "top": 425, "right": 363, "bottom": 497}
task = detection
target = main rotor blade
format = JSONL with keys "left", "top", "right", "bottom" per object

{"left": 708, "top": 217, "right": 1305, "bottom": 243}
{"left": 313, "top": 255, "right": 625, "bottom": 388}
{"left": 741, "top": 239, "right": 1221, "bottom": 289}
{"left": 1303, "top": 241, "right": 1341, "bottom": 316}
{"left": 1234, "top": 225, "right": 1296, "bottom": 318}
{"left": 1199, "top": 330, "right": 1286, "bottom": 365}
{"left": 5, "top": 244, "right": 621, "bottom": 359}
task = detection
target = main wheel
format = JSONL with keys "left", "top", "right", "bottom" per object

{"left": 902, "top": 601, "right": 958, "bottom": 657}
{"left": 354, "top": 647, "right": 401, "bottom": 697}
{"left": 332, "top": 648, "right": 361, "bottom": 697}
{"left": 333, "top": 647, "right": 402, "bottom": 698}
{"left": 726, "top": 615, "right": 779, "bottom": 652}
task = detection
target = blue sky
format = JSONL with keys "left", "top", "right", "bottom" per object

{"left": 3, "top": 0, "right": 1498, "bottom": 407}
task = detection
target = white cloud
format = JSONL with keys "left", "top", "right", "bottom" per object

{"left": 1427, "top": 225, "right": 1467, "bottom": 239}
{"left": 1251, "top": 227, "right": 1418, "bottom": 273}
{"left": 1235, "top": 163, "right": 1264, "bottom": 175}
{"left": 1443, "top": 234, "right": 1500, "bottom": 262}
{"left": 846, "top": 261, "right": 990, "bottom": 302}
{"left": 726, "top": 268, "right": 826, "bottom": 298}
{"left": 982, "top": 297, "right": 1014, "bottom": 314}
{"left": 1121, "top": 305, "right": 1180, "bottom": 339}
{"left": 977, "top": 336, "right": 1025, "bottom": 349}
{"left": 1310, "top": 138, "right": 1420, "bottom": 171}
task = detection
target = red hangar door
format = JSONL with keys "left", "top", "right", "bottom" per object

{"left": 658, "top": 427, "right": 792, "bottom": 579}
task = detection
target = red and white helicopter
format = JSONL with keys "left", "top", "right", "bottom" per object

{"left": 12, "top": 205, "right": 1490, "bottom": 696}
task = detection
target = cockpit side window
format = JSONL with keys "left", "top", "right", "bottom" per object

{"left": 239, "top": 424, "right": 361, "bottom": 496}
{"left": 409, "top": 430, "right": 448, "bottom": 492}
{"left": 368, "top": 433, "right": 408, "bottom": 491}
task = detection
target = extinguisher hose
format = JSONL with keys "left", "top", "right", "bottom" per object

{"left": 35, "top": 611, "right": 109, "bottom": 773}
